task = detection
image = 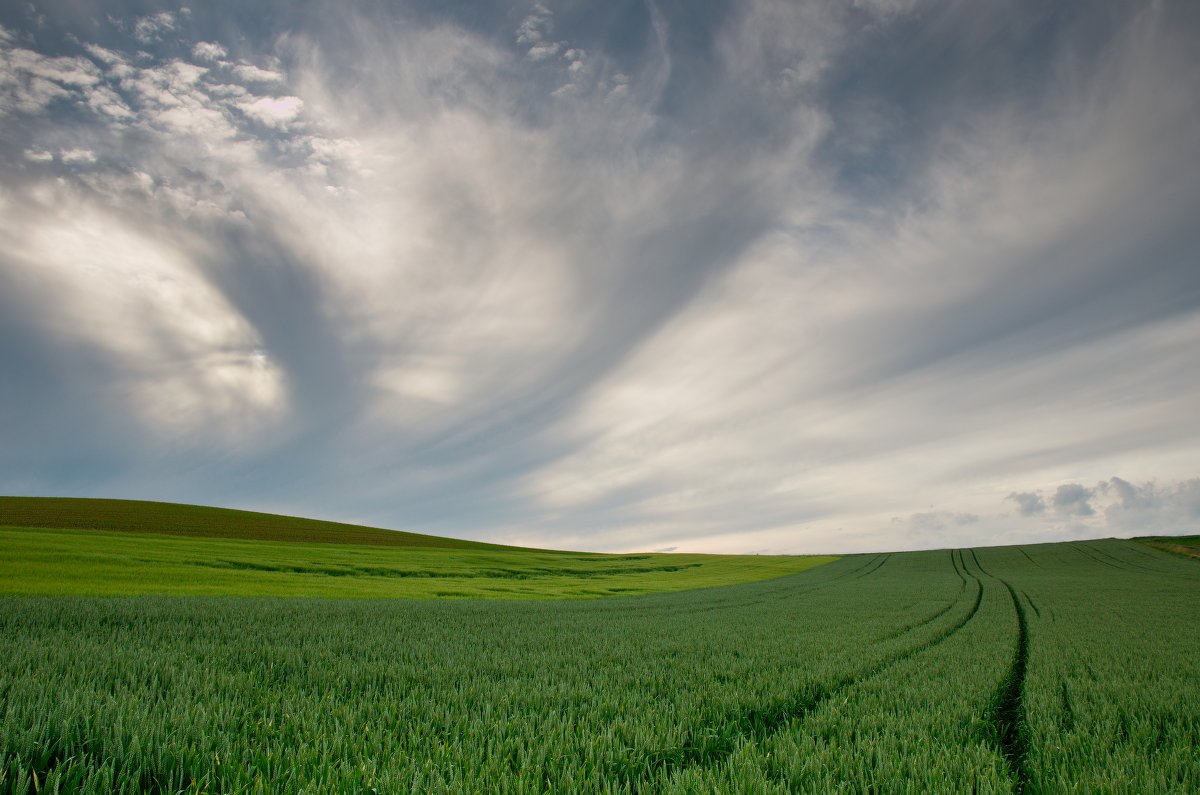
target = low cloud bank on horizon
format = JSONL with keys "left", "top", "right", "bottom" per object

{"left": 2, "top": 0, "right": 1198, "bottom": 553}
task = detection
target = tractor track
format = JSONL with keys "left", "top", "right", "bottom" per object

{"left": 1072, "top": 544, "right": 1125, "bottom": 571}
{"left": 986, "top": 579, "right": 1032, "bottom": 793}
{"left": 967, "top": 546, "right": 1033, "bottom": 793}
{"left": 1080, "top": 542, "right": 1156, "bottom": 573}
{"left": 612, "top": 552, "right": 984, "bottom": 791}
{"left": 880, "top": 551, "right": 967, "bottom": 642}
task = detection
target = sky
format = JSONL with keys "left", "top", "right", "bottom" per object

{"left": 1, "top": 0, "right": 1198, "bottom": 554}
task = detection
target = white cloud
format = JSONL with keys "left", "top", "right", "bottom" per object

{"left": 238, "top": 94, "right": 303, "bottom": 128}
{"left": 500, "top": 2, "right": 1200, "bottom": 551}
{"left": 85, "top": 44, "right": 126, "bottom": 66}
{"left": 60, "top": 148, "right": 97, "bottom": 164}
{"left": 526, "top": 41, "right": 561, "bottom": 62}
{"left": 133, "top": 12, "right": 177, "bottom": 44}
{"left": 83, "top": 84, "right": 134, "bottom": 119}
{"left": 0, "top": 2, "right": 1196, "bottom": 550}
{"left": 233, "top": 62, "right": 284, "bottom": 84}
{"left": 516, "top": 3, "right": 571, "bottom": 65}
{"left": 192, "top": 41, "right": 227, "bottom": 62}
{"left": 0, "top": 188, "right": 286, "bottom": 441}
{"left": 0, "top": 45, "right": 101, "bottom": 113}
{"left": 515, "top": 4, "right": 553, "bottom": 47}
{"left": 1099, "top": 477, "right": 1200, "bottom": 536}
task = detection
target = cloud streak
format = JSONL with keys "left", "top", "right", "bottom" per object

{"left": 0, "top": 1, "right": 1197, "bottom": 552}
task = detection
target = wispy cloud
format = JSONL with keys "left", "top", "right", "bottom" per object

{"left": 0, "top": 1, "right": 1197, "bottom": 551}
{"left": 132, "top": 11, "right": 178, "bottom": 44}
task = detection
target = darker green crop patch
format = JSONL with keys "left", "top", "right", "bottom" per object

{"left": 0, "top": 495, "right": 507, "bottom": 550}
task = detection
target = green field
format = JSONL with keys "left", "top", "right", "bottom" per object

{"left": 1, "top": 500, "right": 1198, "bottom": 792}
{"left": 1138, "top": 533, "right": 1200, "bottom": 561}
{"left": 0, "top": 498, "right": 831, "bottom": 598}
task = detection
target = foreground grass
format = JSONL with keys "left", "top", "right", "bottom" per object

{"left": 0, "top": 497, "right": 831, "bottom": 598}
{"left": 2, "top": 539, "right": 1196, "bottom": 793}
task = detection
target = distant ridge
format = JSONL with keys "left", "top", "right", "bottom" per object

{"left": 0, "top": 496, "right": 511, "bottom": 550}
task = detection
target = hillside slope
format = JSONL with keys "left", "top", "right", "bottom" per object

{"left": 0, "top": 497, "right": 833, "bottom": 598}
{"left": 0, "top": 496, "right": 506, "bottom": 549}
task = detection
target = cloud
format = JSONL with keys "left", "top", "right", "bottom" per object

{"left": 1007, "top": 491, "right": 1046, "bottom": 516}
{"left": 59, "top": 148, "right": 96, "bottom": 164}
{"left": 85, "top": 44, "right": 126, "bottom": 66}
{"left": 238, "top": 94, "right": 303, "bottom": 127}
{"left": 516, "top": 4, "right": 553, "bottom": 48}
{"left": 232, "top": 62, "right": 284, "bottom": 84}
{"left": 1098, "top": 477, "right": 1200, "bottom": 536}
{"left": 0, "top": 1, "right": 1197, "bottom": 552}
{"left": 192, "top": 41, "right": 227, "bottom": 62}
{"left": 1052, "top": 484, "right": 1094, "bottom": 517}
{"left": 0, "top": 45, "right": 101, "bottom": 113}
{"left": 133, "top": 12, "right": 177, "bottom": 44}
{"left": 0, "top": 186, "right": 287, "bottom": 441}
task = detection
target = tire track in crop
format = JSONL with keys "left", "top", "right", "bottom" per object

{"left": 967, "top": 547, "right": 990, "bottom": 577}
{"left": 1120, "top": 541, "right": 1176, "bottom": 566}
{"left": 728, "top": 555, "right": 886, "bottom": 610}
{"left": 983, "top": 579, "right": 1031, "bottom": 793}
{"left": 966, "top": 549, "right": 1032, "bottom": 793}
{"left": 1071, "top": 544, "right": 1125, "bottom": 572}
{"left": 1080, "top": 542, "right": 1138, "bottom": 571}
{"left": 1020, "top": 591, "right": 1040, "bottom": 620}
{"left": 880, "top": 551, "right": 967, "bottom": 642}
{"left": 950, "top": 548, "right": 967, "bottom": 586}
{"left": 611, "top": 552, "right": 984, "bottom": 791}
{"left": 830, "top": 554, "right": 884, "bottom": 581}
{"left": 1080, "top": 542, "right": 1157, "bottom": 573}
{"left": 1017, "top": 548, "right": 1041, "bottom": 568}
{"left": 673, "top": 555, "right": 882, "bottom": 615}
{"left": 846, "top": 553, "right": 891, "bottom": 581}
